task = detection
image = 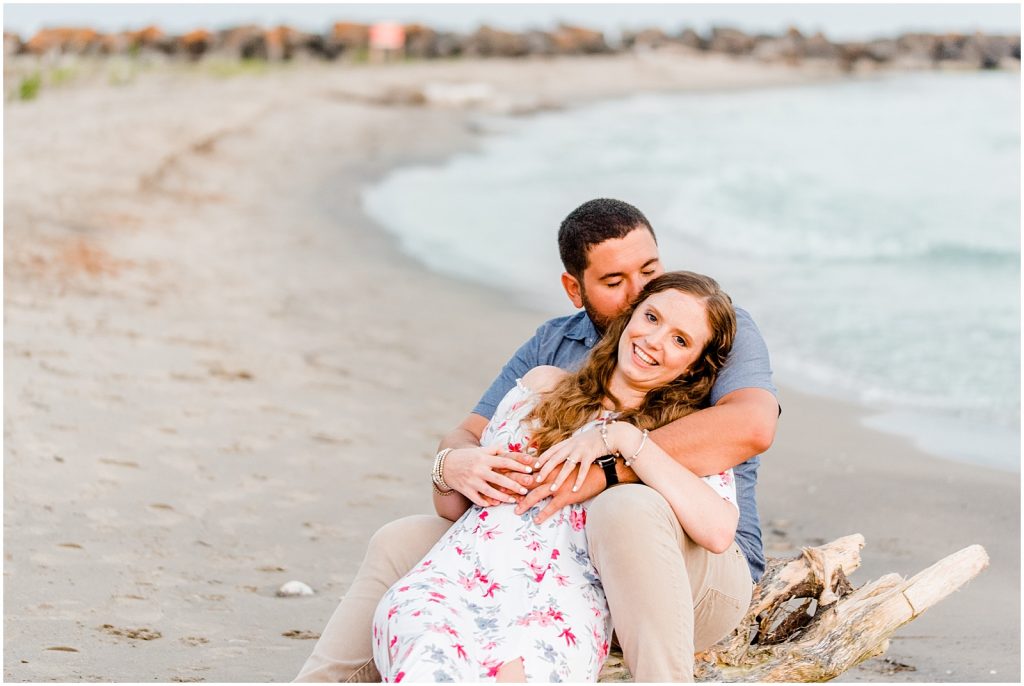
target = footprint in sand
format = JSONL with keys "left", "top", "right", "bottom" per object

{"left": 98, "top": 624, "right": 161, "bottom": 641}
{"left": 282, "top": 630, "right": 320, "bottom": 640}
{"left": 180, "top": 636, "right": 209, "bottom": 647}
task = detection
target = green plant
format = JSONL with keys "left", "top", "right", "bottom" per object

{"left": 18, "top": 73, "right": 41, "bottom": 100}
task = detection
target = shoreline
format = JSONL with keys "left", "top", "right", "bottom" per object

{"left": 3, "top": 55, "right": 1018, "bottom": 682}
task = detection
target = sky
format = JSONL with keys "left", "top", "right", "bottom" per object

{"left": 3, "top": 3, "right": 1021, "bottom": 42}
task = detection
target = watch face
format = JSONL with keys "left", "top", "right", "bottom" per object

{"left": 596, "top": 454, "right": 616, "bottom": 466}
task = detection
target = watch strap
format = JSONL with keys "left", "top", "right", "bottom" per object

{"left": 596, "top": 454, "right": 618, "bottom": 488}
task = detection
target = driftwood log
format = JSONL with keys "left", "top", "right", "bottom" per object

{"left": 598, "top": 535, "right": 989, "bottom": 682}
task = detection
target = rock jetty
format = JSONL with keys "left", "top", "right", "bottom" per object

{"left": 4, "top": 22, "right": 1020, "bottom": 71}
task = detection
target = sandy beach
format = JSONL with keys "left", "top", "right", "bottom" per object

{"left": 3, "top": 53, "right": 1019, "bottom": 682}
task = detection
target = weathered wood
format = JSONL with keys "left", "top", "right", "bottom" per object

{"left": 597, "top": 537, "right": 989, "bottom": 683}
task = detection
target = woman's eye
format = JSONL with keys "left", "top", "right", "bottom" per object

{"left": 674, "top": 336, "right": 687, "bottom": 347}
{"left": 645, "top": 312, "right": 657, "bottom": 323}
{"left": 641, "top": 270, "right": 656, "bottom": 276}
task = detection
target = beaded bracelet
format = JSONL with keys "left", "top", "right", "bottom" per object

{"left": 432, "top": 448, "right": 455, "bottom": 496}
{"left": 624, "top": 429, "right": 649, "bottom": 468}
{"left": 599, "top": 417, "right": 617, "bottom": 456}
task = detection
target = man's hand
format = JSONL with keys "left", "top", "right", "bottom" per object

{"left": 513, "top": 463, "right": 607, "bottom": 524}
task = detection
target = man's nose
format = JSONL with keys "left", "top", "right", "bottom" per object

{"left": 627, "top": 278, "right": 644, "bottom": 302}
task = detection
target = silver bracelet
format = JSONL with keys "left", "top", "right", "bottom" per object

{"left": 624, "top": 429, "right": 649, "bottom": 467}
{"left": 432, "top": 448, "right": 455, "bottom": 495}
{"left": 599, "top": 418, "right": 618, "bottom": 455}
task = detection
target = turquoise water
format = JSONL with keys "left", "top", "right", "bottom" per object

{"left": 363, "top": 71, "right": 1020, "bottom": 471}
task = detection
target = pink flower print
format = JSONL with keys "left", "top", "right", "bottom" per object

{"left": 718, "top": 471, "right": 733, "bottom": 485}
{"left": 411, "top": 611, "right": 421, "bottom": 617}
{"left": 420, "top": 559, "right": 432, "bottom": 567}
{"left": 559, "top": 628, "right": 577, "bottom": 647}
{"left": 524, "top": 557, "right": 548, "bottom": 582}
{"left": 398, "top": 585, "right": 409, "bottom": 592}
{"left": 546, "top": 608, "right": 565, "bottom": 622}
{"left": 550, "top": 548, "right": 560, "bottom": 559}
{"left": 516, "top": 610, "right": 553, "bottom": 627}
{"left": 482, "top": 641, "right": 498, "bottom": 651}
{"left": 387, "top": 606, "right": 398, "bottom": 620}
{"left": 591, "top": 605, "right": 603, "bottom": 617}
{"left": 593, "top": 627, "right": 610, "bottom": 661}
{"left": 479, "top": 511, "right": 489, "bottom": 521}
{"left": 481, "top": 658, "right": 502, "bottom": 678}
{"left": 429, "top": 591, "right": 446, "bottom": 600}
{"left": 507, "top": 441, "right": 522, "bottom": 453}
{"left": 444, "top": 623, "right": 459, "bottom": 637}
{"left": 457, "top": 574, "right": 476, "bottom": 591}
{"left": 569, "top": 509, "right": 586, "bottom": 531}
{"left": 395, "top": 672, "right": 405, "bottom": 683}
{"left": 455, "top": 643, "right": 468, "bottom": 661}
{"left": 496, "top": 420, "right": 507, "bottom": 430}
{"left": 481, "top": 525, "right": 499, "bottom": 541}
{"left": 483, "top": 582, "right": 501, "bottom": 598}
{"left": 526, "top": 540, "right": 542, "bottom": 552}
{"left": 554, "top": 572, "right": 570, "bottom": 587}
{"left": 455, "top": 546, "right": 464, "bottom": 556}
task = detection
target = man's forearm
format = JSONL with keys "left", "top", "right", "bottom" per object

{"left": 648, "top": 388, "right": 779, "bottom": 477}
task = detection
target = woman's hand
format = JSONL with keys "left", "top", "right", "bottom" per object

{"left": 442, "top": 445, "right": 534, "bottom": 507}
{"left": 533, "top": 427, "right": 610, "bottom": 494}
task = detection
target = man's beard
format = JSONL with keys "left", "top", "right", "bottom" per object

{"left": 580, "top": 289, "right": 611, "bottom": 335}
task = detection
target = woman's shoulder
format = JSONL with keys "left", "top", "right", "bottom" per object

{"left": 520, "top": 365, "right": 567, "bottom": 394}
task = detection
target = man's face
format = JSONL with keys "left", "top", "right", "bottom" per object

{"left": 562, "top": 227, "right": 664, "bottom": 331}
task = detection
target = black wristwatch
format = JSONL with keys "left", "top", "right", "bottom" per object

{"left": 595, "top": 454, "right": 619, "bottom": 488}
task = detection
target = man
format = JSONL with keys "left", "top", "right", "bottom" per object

{"left": 295, "top": 199, "right": 778, "bottom": 682}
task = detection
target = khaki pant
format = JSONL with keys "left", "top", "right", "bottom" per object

{"left": 294, "top": 484, "right": 752, "bottom": 683}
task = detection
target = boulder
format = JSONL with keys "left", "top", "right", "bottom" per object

{"left": 329, "top": 21, "right": 370, "bottom": 51}
{"left": 464, "top": 25, "right": 530, "bottom": 57}
{"left": 550, "top": 24, "right": 610, "bottom": 54}
{"left": 25, "top": 27, "right": 102, "bottom": 55}
{"left": 676, "top": 28, "right": 707, "bottom": 51}
{"left": 751, "top": 28, "right": 805, "bottom": 63}
{"left": 4, "top": 31, "right": 23, "bottom": 56}
{"left": 863, "top": 39, "right": 899, "bottom": 63}
{"left": 176, "top": 29, "right": 213, "bottom": 60}
{"left": 522, "top": 30, "right": 557, "bottom": 56}
{"left": 216, "top": 24, "right": 268, "bottom": 60}
{"left": 623, "top": 28, "right": 671, "bottom": 51}
{"left": 896, "top": 33, "right": 940, "bottom": 62}
{"left": 708, "top": 27, "right": 756, "bottom": 55}
{"left": 803, "top": 32, "right": 840, "bottom": 59}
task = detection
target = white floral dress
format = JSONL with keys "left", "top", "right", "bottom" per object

{"left": 371, "top": 381, "right": 736, "bottom": 683}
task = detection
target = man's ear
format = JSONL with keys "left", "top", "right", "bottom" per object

{"left": 561, "top": 272, "right": 584, "bottom": 309}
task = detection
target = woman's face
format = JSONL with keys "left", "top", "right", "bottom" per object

{"left": 615, "top": 289, "right": 712, "bottom": 392}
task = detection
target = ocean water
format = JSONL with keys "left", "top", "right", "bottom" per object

{"left": 363, "top": 71, "right": 1020, "bottom": 471}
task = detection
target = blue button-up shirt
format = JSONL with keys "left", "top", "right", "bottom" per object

{"left": 472, "top": 308, "right": 776, "bottom": 581}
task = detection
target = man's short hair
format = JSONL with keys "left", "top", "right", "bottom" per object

{"left": 558, "top": 198, "right": 657, "bottom": 279}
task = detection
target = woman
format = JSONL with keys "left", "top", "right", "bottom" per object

{"left": 372, "top": 272, "right": 740, "bottom": 682}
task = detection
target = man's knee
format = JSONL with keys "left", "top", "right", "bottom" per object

{"left": 587, "top": 484, "right": 679, "bottom": 544}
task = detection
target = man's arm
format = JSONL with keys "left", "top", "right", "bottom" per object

{"left": 646, "top": 387, "right": 779, "bottom": 477}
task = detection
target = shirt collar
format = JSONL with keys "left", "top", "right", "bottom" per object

{"left": 566, "top": 311, "right": 601, "bottom": 347}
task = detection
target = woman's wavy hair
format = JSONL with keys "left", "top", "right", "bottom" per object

{"left": 528, "top": 271, "right": 736, "bottom": 453}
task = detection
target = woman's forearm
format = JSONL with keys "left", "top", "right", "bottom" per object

{"left": 610, "top": 423, "right": 739, "bottom": 553}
